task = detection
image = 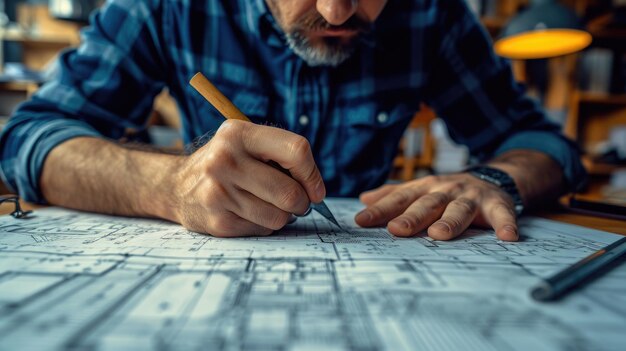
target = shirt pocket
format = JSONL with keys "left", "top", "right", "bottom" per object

{"left": 342, "top": 103, "right": 414, "bottom": 128}
{"left": 338, "top": 103, "right": 416, "bottom": 182}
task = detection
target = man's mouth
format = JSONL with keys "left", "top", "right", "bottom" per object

{"left": 313, "top": 28, "right": 359, "bottom": 38}
{"left": 294, "top": 13, "right": 370, "bottom": 40}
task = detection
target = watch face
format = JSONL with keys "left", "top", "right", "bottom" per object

{"left": 479, "top": 169, "right": 512, "bottom": 186}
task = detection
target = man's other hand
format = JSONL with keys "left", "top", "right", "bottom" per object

{"left": 355, "top": 174, "right": 519, "bottom": 241}
{"left": 173, "top": 120, "right": 326, "bottom": 237}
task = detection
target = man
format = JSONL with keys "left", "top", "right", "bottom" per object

{"left": 0, "top": 0, "right": 585, "bottom": 240}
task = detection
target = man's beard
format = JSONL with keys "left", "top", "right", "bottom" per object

{"left": 285, "top": 13, "right": 371, "bottom": 67}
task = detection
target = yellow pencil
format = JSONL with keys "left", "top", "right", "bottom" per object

{"left": 189, "top": 73, "right": 250, "bottom": 122}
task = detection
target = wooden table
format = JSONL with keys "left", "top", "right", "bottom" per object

{"left": 541, "top": 211, "right": 625, "bottom": 236}
{"left": 1, "top": 198, "right": 624, "bottom": 236}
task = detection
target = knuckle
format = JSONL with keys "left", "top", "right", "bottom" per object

{"left": 279, "top": 184, "right": 306, "bottom": 211}
{"left": 446, "top": 182, "right": 464, "bottom": 194}
{"left": 453, "top": 198, "right": 477, "bottom": 214}
{"left": 380, "top": 184, "right": 403, "bottom": 193}
{"left": 382, "top": 184, "right": 398, "bottom": 192}
{"left": 463, "top": 185, "right": 482, "bottom": 199}
{"left": 424, "top": 192, "right": 449, "bottom": 209}
{"left": 303, "top": 164, "right": 321, "bottom": 185}
{"left": 380, "top": 184, "right": 392, "bottom": 191}
{"left": 405, "top": 179, "right": 420, "bottom": 188}
{"left": 389, "top": 190, "right": 412, "bottom": 208}
{"left": 218, "top": 119, "right": 245, "bottom": 137}
{"left": 421, "top": 175, "right": 439, "bottom": 185}
{"left": 289, "top": 136, "right": 312, "bottom": 161}
{"left": 490, "top": 202, "right": 515, "bottom": 218}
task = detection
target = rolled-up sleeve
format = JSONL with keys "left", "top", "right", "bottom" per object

{"left": 423, "top": 0, "right": 586, "bottom": 192}
{"left": 0, "top": 115, "right": 101, "bottom": 201}
{"left": 0, "top": 0, "right": 166, "bottom": 203}
{"left": 493, "top": 131, "right": 587, "bottom": 192}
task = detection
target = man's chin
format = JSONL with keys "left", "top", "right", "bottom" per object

{"left": 286, "top": 34, "right": 357, "bottom": 67}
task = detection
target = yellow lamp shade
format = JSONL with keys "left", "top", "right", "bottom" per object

{"left": 495, "top": 29, "right": 592, "bottom": 60}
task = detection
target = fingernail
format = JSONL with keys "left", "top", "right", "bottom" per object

{"left": 431, "top": 222, "right": 451, "bottom": 234}
{"left": 503, "top": 225, "right": 518, "bottom": 236}
{"left": 315, "top": 180, "right": 326, "bottom": 200}
{"left": 356, "top": 210, "right": 372, "bottom": 223}
{"left": 390, "top": 218, "right": 410, "bottom": 229}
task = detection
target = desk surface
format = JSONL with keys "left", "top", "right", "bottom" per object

{"left": 2, "top": 200, "right": 624, "bottom": 235}
{"left": 541, "top": 211, "right": 626, "bottom": 235}
{"left": 0, "top": 198, "right": 625, "bottom": 350}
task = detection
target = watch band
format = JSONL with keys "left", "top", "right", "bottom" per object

{"left": 467, "top": 166, "right": 525, "bottom": 216}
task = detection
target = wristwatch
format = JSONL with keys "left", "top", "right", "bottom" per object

{"left": 467, "top": 166, "right": 525, "bottom": 216}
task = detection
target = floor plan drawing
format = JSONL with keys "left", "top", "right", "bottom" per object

{"left": 0, "top": 199, "right": 624, "bottom": 350}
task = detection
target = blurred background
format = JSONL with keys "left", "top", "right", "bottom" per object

{"left": 0, "top": 0, "right": 625, "bottom": 205}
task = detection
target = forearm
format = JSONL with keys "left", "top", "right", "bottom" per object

{"left": 40, "top": 137, "right": 183, "bottom": 221}
{"left": 487, "top": 150, "right": 566, "bottom": 209}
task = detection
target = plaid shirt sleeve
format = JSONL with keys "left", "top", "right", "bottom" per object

{"left": 424, "top": 0, "right": 586, "bottom": 191}
{"left": 0, "top": 0, "right": 166, "bottom": 203}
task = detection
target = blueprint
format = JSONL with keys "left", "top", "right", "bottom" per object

{"left": 0, "top": 198, "right": 625, "bottom": 351}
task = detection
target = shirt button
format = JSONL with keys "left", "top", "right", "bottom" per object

{"left": 299, "top": 115, "right": 310, "bottom": 126}
{"left": 377, "top": 112, "right": 389, "bottom": 124}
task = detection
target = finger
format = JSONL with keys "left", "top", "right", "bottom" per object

{"left": 387, "top": 192, "right": 450, "bottom": 237}
{"left": 229, "top": 187, "right": 292, "bottom": 231}
{"left": 238, "top": 122, "right": 325, "bottom": 203}
{"left": 428, "top": 197, "right": 478, "bottom": 240}
{"left": 483, "top": 200, "right": 519, "bottom": 241}
{"left": 207, "top": 211, "right": 274, "bottom": 238}
{"left": 360, "top": 175, "right": 442, "bottom": 206}
{"left": 355, "top": 186, "right": 427, "bottom": 227}
{"left": 235, "top": 158, "right": 310, "bottom": 215}
{"left": 359, "top": 184, "right": 398, "bottom": 206}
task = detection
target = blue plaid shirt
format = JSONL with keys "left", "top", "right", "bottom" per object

{"left": 0, "top": 0, "right": 585, "bottom": 203}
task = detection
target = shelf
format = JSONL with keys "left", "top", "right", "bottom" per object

{"left": 0, "top": 81, "right": 39, "bottom": 91}
{"left": 577, "top": 92, "right": 626, "bottom": 105}
{"left": 583, "top": 156, "right": 626, "bottom": 176}
{"left": 3, "top": 32, "right": 78, "bottom": 46}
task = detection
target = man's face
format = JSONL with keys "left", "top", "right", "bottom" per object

{"left": 265, "top": 0, "right": 388, "bottom": 67}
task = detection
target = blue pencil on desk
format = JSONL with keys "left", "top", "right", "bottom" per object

{"left": 531, "top": 236, "right": 626, "bottom": 301}
{"left": 189, "top": 72, "right": 342, "bottom": 230}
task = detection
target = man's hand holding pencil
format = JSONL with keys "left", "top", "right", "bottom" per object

{"left": 182, "top": 73, "right": 334, "bottom": 237}
{"left": 173, "top": 120, "right": 326, "bottom": 237}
